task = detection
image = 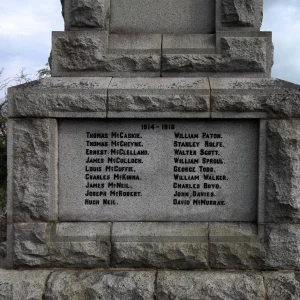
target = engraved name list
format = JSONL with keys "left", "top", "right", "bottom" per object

{"left": 59, "top": 119, "right": 259, "bottom": 222}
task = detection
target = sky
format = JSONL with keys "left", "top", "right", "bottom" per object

{"left": 0, "top": 0, "right": 300, "bottom": 95}
{"left": 263, "top": 0, "right": 300, "bottom": 84}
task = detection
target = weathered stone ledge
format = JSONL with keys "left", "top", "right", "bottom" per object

{"left": 0, "top": 269, "right": 298, "bottom": 299}
{"left": 210, "top": 78, "right": 300, "bottom": 118}
{"left": 4, "top": 222, "right": 300, "bottom": 270}
{"left": 7, "top": 77, "right": 300, "bottom": 118}
{"left": 51, "top": 31, "right": 272, "bottom": 76}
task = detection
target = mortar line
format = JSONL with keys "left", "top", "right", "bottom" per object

{"left": 208, "top": 77, "right": 212, "bottom": 118}
{"left": 154, "top": 270, "right": 158, "bottom": 300}
{"left": 106, "top": 77, "right": 113, "bottom": 118}
{"left": 109, "top": 222, "right": 113, "bottom": 267}
{"left": 160, "top": 35, "right": 163, "bottom": 77}
{"left": 261, "top": 271, "right": 268, "bottom": 300}
{"left": 6, "top": 119, "right": 13, "bottom": 224}
{"left": 52, "top": 119, "right": 59, "bottom": 222}
{"left": 208, "top": 222, "right": 211, "bottom": 270}
{"left": 108, "top": 0, "right": 112, "bottom": 32}
{"left": 42, "top": 270, "right": 55, "bottom": 300}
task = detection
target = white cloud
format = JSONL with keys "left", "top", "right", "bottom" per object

{"left": 262, "top": 0, "right": 300, "bottom": 84}
{"left": 0, "top": 1, "right": 62, "bottom": 40}
{"left": 0, "top": 0, "right": 63, "bottom": 61}
{"left": 0, "top": 0, "right": 63, "bottom": 98}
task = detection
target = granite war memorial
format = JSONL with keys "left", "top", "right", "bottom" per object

{"left": 2, "top": 0, "right": 300, "bottom": 298}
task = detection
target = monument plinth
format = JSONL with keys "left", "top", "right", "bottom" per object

{"left": 3, "top": 0, "right": 300, "bottom": 298}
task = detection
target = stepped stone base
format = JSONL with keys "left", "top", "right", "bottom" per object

{"left": 0, "top": 269, "right": 299, "bottom": 300}
{"left": 4, "top": 222, "right": 300, "bottom": 270}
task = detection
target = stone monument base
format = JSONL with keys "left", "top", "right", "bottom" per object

{"left": 4, "top": 76, "right": 300, "bottom": 299}
{"left": 4, "top": 0, "right": 300, "bottom": 298}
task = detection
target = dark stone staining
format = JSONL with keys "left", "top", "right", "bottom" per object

{"left": 12, "top": 120, "right": 51, "bottom": 222}
{"left": 222, "top": 0, "right": 263, "bottom": 27}
{"left": 162, "top": 37, "right": 267, "bottom": 73}
{"left": 266, "top": 121, "right": 300, "bottom": 223}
